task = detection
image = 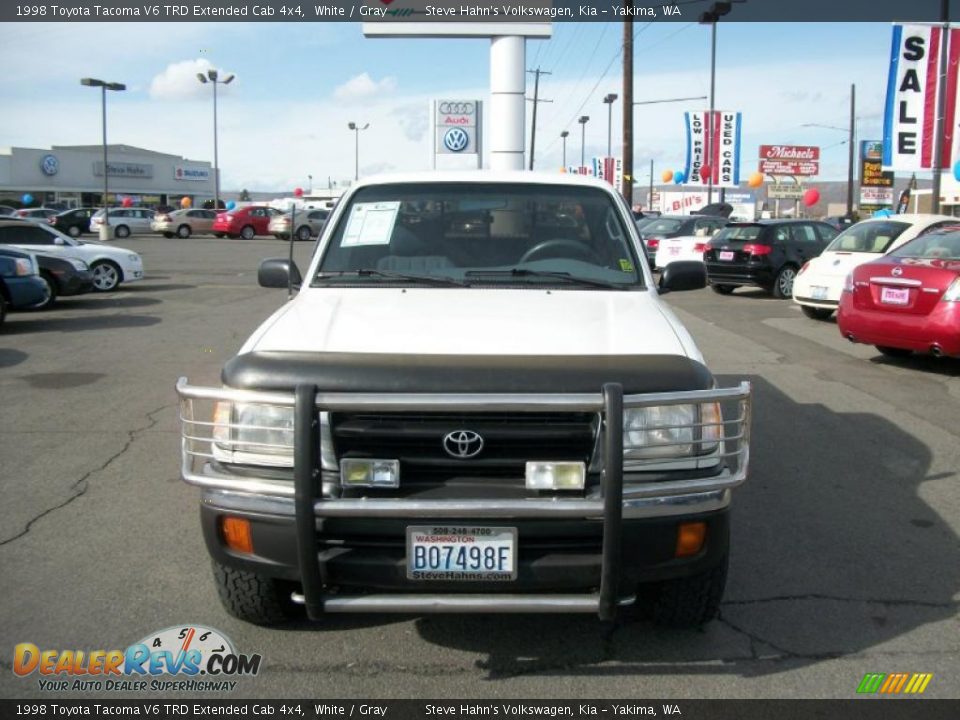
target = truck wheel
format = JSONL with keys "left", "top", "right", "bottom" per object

{"left": 647, "top": 555, "right": 728, "bottom": 628}
{"left": 211, "top": 561, "right": 297, "bottom": 625}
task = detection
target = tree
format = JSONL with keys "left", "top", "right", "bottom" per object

{"left": 239, "top": 189, "right": 251, "bottom": 201}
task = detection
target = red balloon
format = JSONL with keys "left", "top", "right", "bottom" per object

{"left": 803, "top": 188, "right": 820, "bottom": 207}
{"left": 293, "top": 187, "right": 304, "bottom": 197}
{"left": 121, "top": 197, "right": 133, "bottom": 208}
{"left": 699, "top": 165, "right": 712, "bottom": 182}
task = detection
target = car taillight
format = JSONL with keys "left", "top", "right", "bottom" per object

{"left": 694, "top": 242, "right": 711, "bottom": 253}
{"left": 798, "top": 261, "right": 810, "bottom": 275}
{"left": 842, "top": 272, "right": 854, "bottom": 293}
{"left": 743, "top": 243, "right": 772, "bottom": 256}
{"left": 943, "top": 277, "right": 960, "bottom": 302}
{"left": 646, "top": 237, "right": 661, "bottom": 250}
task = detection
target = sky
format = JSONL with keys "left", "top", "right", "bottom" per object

{"left": 0, "top": 20, "right": 895, "bottom": 192}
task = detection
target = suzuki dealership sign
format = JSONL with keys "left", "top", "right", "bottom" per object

{"left": 758, "top": 145, "right": 820, "bottom": 176}
{"left": 174, "top": 165, "right": 211, "bottom": 182}
{"left": 684, "top": 111, "right": 742, "bottom": 187}
{"left": 434, "top": 99, "right": 482, "bottom": 167}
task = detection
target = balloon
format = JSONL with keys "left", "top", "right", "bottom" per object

{"left": 954, "top": 160, "right": 960, "bottom": 181}
{"left": 803, "top": 188, "right": 820, "bottom": 207}
{"left": 661, "top": 169, "right": 674, "bottom": 183}
{"left": 873, "top": 208, "right": 892, "bottom": 218}
{"left": 293, "top": 187, "right": 304, "bottom": 197}
{"left": 180, "top": 196, "right": 192, "bottom": 209}
{"left": 699, "top": 165, "right": 712, "bottom": 182}
{"left": 748, "top": 172, "right": 764, "bottom": 188}
{"left": 673, "top": 171, "right": 686, "bottom": 184}
{"left": 121, "top": 197, "right": 133, "bottom": 208}
{"left": 226, "top": 200, "right": 236, "bottom": 210}
{"left": 22, "top": 193, "right": 33, "bottom": 205}
{"left": 559, "top": 166, "right": 567, "bottom": 173}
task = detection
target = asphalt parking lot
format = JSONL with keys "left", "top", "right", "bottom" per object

{"left": 1, "top": 234, "right": 958, "bottom": 700}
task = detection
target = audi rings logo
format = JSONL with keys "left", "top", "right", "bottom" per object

{"left": 443, "top": 128, "right": 470, "bottom": 153}
{"left": 442, "top": 430, "right": 484, "bottom": 459}
{"left": 891, "top": 266, "right": 903, "bottom": 276}
{"left": 439, "top": 101, "right": 474, "bottom": 115}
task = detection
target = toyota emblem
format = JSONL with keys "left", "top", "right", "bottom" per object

{"left": 891, "top": 266, "right": 903, "bottom": 276}
{"left": 439, "top": 101, "right": 474, "bottom": 115}
{"left": 442, "top": 430, "right": 484, "bottom": 459}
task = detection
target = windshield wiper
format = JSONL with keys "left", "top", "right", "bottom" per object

{"left": 313, "top": 268, "right": 469, "bottom": 287}
{"left": 465, "top": 268, "right": 630, "bottom": 290}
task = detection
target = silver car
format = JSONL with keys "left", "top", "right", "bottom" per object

{"left": 90, "top": 207, "right": 156, "bottom": 239}
{"left": 151, "top": 209, "right": 218, "bottom": 238}
{"left": 268, "top": 208, "right": 330, "bottom": 241}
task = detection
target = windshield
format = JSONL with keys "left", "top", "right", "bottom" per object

{"left": 889, "top": 230, "right": 960, "bottom": 261}
{"left": 315, "top": 183, "right": 643, "bottom": 289}
{"left": 640, "top": 218, "right": 684, "bottom": 236}
{"left": 825, "top": 220, "right": 910, "bottom": 254}
{"left": 714, "top": 224, "right": 763, "bottom": 242}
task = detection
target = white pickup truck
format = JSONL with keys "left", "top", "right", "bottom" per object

{"left": 177, "top": 172, "right": 751, "bottom": 627}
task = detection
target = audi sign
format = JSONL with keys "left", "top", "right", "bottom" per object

{"left": 434, "top": 98, "right": 482, "bottom": 166}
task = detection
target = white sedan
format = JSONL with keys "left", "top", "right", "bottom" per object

{"left": 792, "top": 214, "right": 957, "bottom": 319}
{"left": 653, "top": 217, "right": 727, "bottom": 270}
{"left": 3, "top": 220, "right": 144, "bottom": 292}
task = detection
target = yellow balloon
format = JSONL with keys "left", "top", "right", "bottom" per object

{"left": 748, "top": 172, "right": 764, "bottom": 188}
{"left": 560, "top": 166, "right": 567, "bottom": 173}
{"left": 661, "top": 169, "right": 674, "bottom": 183}
{"left": 180, "top": 196, "right": 192, "bottom": 208}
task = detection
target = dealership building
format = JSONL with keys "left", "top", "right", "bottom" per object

{"left": 0, "top": 144, "right": 215, "bottom": 208}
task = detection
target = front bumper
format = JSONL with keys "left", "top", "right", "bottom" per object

{"left": 177, "top": 379, "right": 751, "bottom": 619}
{"left": 57, "top": 270, "right": 95, "bottom": 296}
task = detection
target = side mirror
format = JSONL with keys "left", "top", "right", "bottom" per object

{"left": 258, "top": 258, "right": 302, "bottom": 289}
{"left": 54, "top": 237, "right": 65, "bottom": 245}
{"left": 658, "top": 261, "right": 706, "bottom": 294}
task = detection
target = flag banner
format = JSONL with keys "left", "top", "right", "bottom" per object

{"left": 592, "top": 156, "right": 622, "bottom": 187}
{"left": 684, "top": 111, "right": 741, "bottom": 187}
{"left": 882, "top": 24, "right": 960, "bottom": 170}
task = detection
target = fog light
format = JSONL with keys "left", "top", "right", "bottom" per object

{"left": 525, "top": 462, "right": 586, "bottom": 490}
{"left": 675, "top": 521, "right": 706, "bottom": 557}
{"left": 221, "top": 517, "right": 253, "bottom": 554}
{"left": 340, "top": 458, "right": 400, "bottom": 488}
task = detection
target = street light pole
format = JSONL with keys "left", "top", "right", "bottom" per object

{"left": 197, "top": 69, "right": 235, "bottom": 211}
{"left": 847, "top": 84, "right": 856, "bottom": 218}
{"left": 603, "top": 93, "right": 618, "bottom": 157}
{"left": 578, "top": 116, "right": 590, "bottom": 170}
{"left": 348, "top": 122, "right": 370, "bottom": 182}
{"left": 560, "top": 131, "right": 569, "bottom": 168}
{"left": 81, "top": 77, "right": 125, "bottom": 241}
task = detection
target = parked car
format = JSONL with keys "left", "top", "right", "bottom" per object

{"left": 89, "top": 207, "right": 156, "bottom": 238}
{"left": 0, "top": 206, "right": 17, "bottom": 217}
{"left": 0, "top": 219, "right": 144, "bottom": 292}
{"left": 27, "top": 252, "right": 94, "bottom": 310}
{"left": 837, "top": 227, "right": 960, "bottom": 358}
{"left": 15, "top": 208, "right": 59, "bottom": 221}
{"left": 821, "top": 215, "right": 859, "bottom": 232}
{"left": 703, "top": 220, "right": 839, "bottom": 298}
{"left": 654, "top": 216, "right": 728, "bottom": 270}
{"left": 0, "top": 245, "right": 48, "bottom": 324}
{"left": 793, "top": 214, "right": 956, "bottom": 320}
{"left": 151, "top": 208, "right": 218, "bottom": 238}
{"left": 176, "top": 171, "right": 753, "bottom": 628}
{"left": 268, "top": 208, "right": 330, "bottom": 241}
{"left": 636, "top": 215, "right": 725, "bottom": 267}
{"left": 212, "top": 206, "right": 279, "bottom": 239}
{"left": 48, "top": 207, "right": 98, "bottom": 238}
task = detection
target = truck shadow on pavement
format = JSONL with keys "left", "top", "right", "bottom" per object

{"left": 411, "top": 376, "right": 958, "bottom": 679}
{"left": 2, "top": 314, "right": 161, "bottom": 334}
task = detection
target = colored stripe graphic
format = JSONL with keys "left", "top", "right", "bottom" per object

{"left": 921, "top": 26, "right": 941, "bottom": 168}
{"left": 858, "top": 673, "right": 932, "bottom": 694}
{"left": 857, "top": 673, "right": 886, "bottom": 693}
{"left": 883, "top": 25, "right": 903, "bottom": 166}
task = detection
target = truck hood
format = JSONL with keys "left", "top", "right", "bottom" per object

{"left": 243, "top": 288, "right": 693, "bottom": 358}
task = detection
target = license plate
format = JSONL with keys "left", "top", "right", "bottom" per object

{"left": 719, "top": 251, "right": 734, "bottom": 261}
{"left": 406, "top": 526, "right": 517, "bottom": 581}
{"left": 811, "top": 285, "right": 828, "bottom": 300}
{"left": 669, "top": 246, "right": 680, "bottom": 256}
{"left": 880, "top": 287, "right": 910, "bottom": 305}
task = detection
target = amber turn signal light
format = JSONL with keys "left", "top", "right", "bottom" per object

{"left": 221, "top": 516, "right": 254, "bottom": 554}
{"left": 675, "top": 521, "right": 706, "bottom": 557}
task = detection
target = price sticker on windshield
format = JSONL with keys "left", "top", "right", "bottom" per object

{"left": 342, "top": 201, "right": 400, "bottom": 247}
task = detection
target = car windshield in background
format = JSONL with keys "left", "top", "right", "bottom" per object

{"left": 315, "top": 183, "right": 643, "bottom": 289}
{"left": 640, "top": 218, "right": 684, "bottom": 235}
{"left": 825, "top": 220, "right": 910, "bottom": 254}
{"left": 714, "top": 224, "right": 763, "bottom": 242}
{"left": 890, "top": 230, "right": 960, "bottom": 261}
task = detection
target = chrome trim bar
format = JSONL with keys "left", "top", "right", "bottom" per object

{"left": 289, "top": 592, "right": 636, "bottom": 613}
{"left": 869, "top": 277, "right": 922, "bottom": 287}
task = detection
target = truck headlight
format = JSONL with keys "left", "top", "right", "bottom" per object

{"left": 623, "top": 403, "right": 721, "bottom": 459}
{"left": 212, "top": 402, "right": 335, "bottom": 470}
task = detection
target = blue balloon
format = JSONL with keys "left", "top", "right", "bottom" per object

{"left": 22, "top": 193, "right": 33, "bottom": 205}
{"left": 953, "top": 160, "right": 960, "bottom": 181}
{"left": 226, "top": 200, "right": 236, "bottom": 210}
{"left": 673, "top": 171, "right": 686, "bottom": 184}
{"left": 873, "top": 208, "right": 892, "bottom": 218}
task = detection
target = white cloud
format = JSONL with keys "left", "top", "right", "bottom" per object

{"left": 394, "top": 103, "right": 430, "bottom": 142}
{"left": 149, "top": 59, "right": 237, "bottom": 100}
{"left": 333, "top": 73, "right": 397, "bottom": 103}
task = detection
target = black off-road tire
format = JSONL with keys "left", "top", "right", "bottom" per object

{"left": 648, "top": 555, "right": 728, "bottom": 628}
{"left": 211, "top": 561, "right": 297, "bottom": 626}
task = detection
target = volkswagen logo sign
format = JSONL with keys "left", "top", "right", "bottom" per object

{"left": 891, "top": 266, "right": 903, "bottom": 276}
{"left": 439, "top": 101, "right": 474, "bottom": 115}
{"left": 40, "top": 154, "right": 59, "bottom": 176}
{"left": 442, "top": 430, "right": 484, "bottom": 459}
{"left": 443, "top": 127, "right": 470, "bottom": 153}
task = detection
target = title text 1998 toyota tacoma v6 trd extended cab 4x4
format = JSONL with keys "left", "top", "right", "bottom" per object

{"left": 177, "top": 172, "right": 751, "bottom": 627}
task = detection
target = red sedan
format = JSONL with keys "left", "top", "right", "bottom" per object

{"left": 837, "top": 228, "right": 960, "bottom": 358}
{"left": 212, "top": 206, "right": 279, "bottom": 239}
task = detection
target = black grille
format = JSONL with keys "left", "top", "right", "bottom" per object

{"left": 331, "top": 412, "right": 598, "bottom": 477}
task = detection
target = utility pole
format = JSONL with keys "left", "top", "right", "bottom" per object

{"left": 622, "top": 12, "right": 634, "bottom": 205}
{"left": 847, "top": 84, "right": 856, "bottom": 218}
{"left": 648, "top": 159, "right": 654, "bottom": 211}
{"left": 526, "top": 67, "right": 552, "bottom": 170}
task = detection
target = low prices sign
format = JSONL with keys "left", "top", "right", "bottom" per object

{"left": 758, "top": 145, "right": 820, "bottom": 176}
{"left": 684, "top": 111, "right": 742, "bottom": 187}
